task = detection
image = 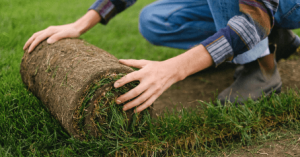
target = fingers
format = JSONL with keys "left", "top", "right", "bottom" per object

{"left": 47, "top": 31, "right": 66, "bottom": 44}
{"left": 23, "top": 24, "right": 81, "bottom": 53}
{"left": 116, "top": 83, "right": 149, "bottom": 105}
{"left": 121, "top": 87, "right": 154, "bottom": 111}
{"left": 114, "top": 71, "right": 140, "bottom": 88}
{"left": 119, "top": 59, "right": 151, "bottom": 69}
{"left": 120, "top": 80, "right": 171, "bottom": 112}
{"left": 23, "top": 31, "right": 43, "bottom": 50}
{"left": 113, "top": 60, "right": 170, "bottom": 113}
{"left": 28, "top": 30, "right": 56, "bottom": 53}
{"left": 135, "top": 94, "right": 159, "bottom": 113}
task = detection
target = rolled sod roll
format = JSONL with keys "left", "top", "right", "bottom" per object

{"left": 20, "top": 39, "right": 149, "bottom": 139}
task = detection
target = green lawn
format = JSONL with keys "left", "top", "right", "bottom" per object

{"left": 2, "top": 0, "right": 300, "bottom": 156}
{"left": 0, "top": 0, "right": 183, "bottom": 156}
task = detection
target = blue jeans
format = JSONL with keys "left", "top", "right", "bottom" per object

{"left": 139, "top": 0, "right": 300, "bottom": 64}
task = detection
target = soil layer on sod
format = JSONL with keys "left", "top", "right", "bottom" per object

{"left": 20, "top": 39, "right": 149, "bottom": 139}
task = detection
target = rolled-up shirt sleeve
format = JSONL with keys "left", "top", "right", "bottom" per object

{"left": 201, "top": 0, "right": 279, "bottom": 66}
{"left": 89, "top": 0, "right": 137, "bottom": 25}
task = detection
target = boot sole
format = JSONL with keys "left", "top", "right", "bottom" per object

{"left": 220, "top": 83, "right": 283, "bottom": 106}
{"left": 264, "top": 82, "right": 282, "bottom": 96}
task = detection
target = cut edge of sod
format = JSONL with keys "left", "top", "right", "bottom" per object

{"left": 72, "top": 73, "right": 149, "bottom": 140}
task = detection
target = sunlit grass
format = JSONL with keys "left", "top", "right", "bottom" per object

{"left": 1, "top": 0, "right": 300, "bottom": 156}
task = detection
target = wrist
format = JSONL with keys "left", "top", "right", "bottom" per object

{"left": 73, "top": 10, "right": 101, "bottom": 35}
{"left": 167, "top": 45, "right": 213, "bottom": 80}
{"left": 161, "top": 59, "right": 186, "bottom": 83}
{"left": 72, "top": 22, "right": 87, "bottom": 35}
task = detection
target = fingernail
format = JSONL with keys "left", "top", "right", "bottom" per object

{"left": 123, "top": 107, "right": 127, "bottom": 111}
{"left": 117, "top": 100, "right": 122, "bottom": 103}
{"left": 47, "top": 38, "right": 53, "bottom": 43}
{"left": 114, "top": 82, "right": 120, "bottom": 87}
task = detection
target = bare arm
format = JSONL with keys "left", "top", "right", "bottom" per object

{"left": 73, "top": 10, "right": 101, "bottom": 35}
{"left": 23, "top": 10, "right": 101, "bottom": 53}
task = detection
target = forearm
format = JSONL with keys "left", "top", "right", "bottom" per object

{"left": 164, "top": 44, "right": 213, "bottom": 81}
{"left": 73, "top": 10, "right": 101, "bottom": 35}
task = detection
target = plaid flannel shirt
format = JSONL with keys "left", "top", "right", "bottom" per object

{"left": 89, "top": 0, "right": 279, "bottom": 66}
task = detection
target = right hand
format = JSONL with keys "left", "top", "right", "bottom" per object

{"left": 23, "top": 23, "right": 81, "bottom": 53}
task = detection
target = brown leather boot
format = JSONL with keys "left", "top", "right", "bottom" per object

{"left": 218, "top": 60, "right": 282, "bottom": 105}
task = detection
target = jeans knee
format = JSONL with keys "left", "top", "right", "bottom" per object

{"left": 139, "top": 5, "right": 161, "bottom": 45}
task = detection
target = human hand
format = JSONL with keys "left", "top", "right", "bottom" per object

{"left": 23, "top": 23, "right": 81, "bottom": 53}
{"left": 114, "top": 59, "right": 184, "bottom": 113}
{"left": 23, "top": 10, "right": 101, "bottom": 53}
{"left": 114, "top": 45, "right": 213, "bottom": 113}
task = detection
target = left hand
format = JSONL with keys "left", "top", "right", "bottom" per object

{"left": 114, "top": 59, "right": 184, "bottom": 113}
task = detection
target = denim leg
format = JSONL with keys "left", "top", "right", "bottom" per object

{"left": 206, "top": 0, "right": 240, "bottom": 31}
{"left": 207, "top": 0, "right": 270, "bottom": 64}
{"left": 234, "top": 0, "right": 300, "bottom": 64}
{"left": 139, "top": 0, "right": 269, "bottom": 64}
{"left": 275, "top": 0, "right": 300, "bottom": 29}
{"left": 139, "top": 0, "right": 216, "bottom": 50}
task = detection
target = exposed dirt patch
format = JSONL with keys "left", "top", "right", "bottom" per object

{"left": 227, "top": 134, "right": 300, "bottom": 157}
{"left": 152, "top": 51, "right": 300, "bottom": 156}
{"left": 152, "top": 52, "right": 300, "bottom": 117}
{"left": 152, "top": 63, "right": 236, "bottom": 116}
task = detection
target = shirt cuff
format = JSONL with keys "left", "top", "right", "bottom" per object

{"left": 201, "top": 31, "right": 234, "bottom": 67}
{"left": 88, "top": 0, "right": 117, "bottom": 25}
